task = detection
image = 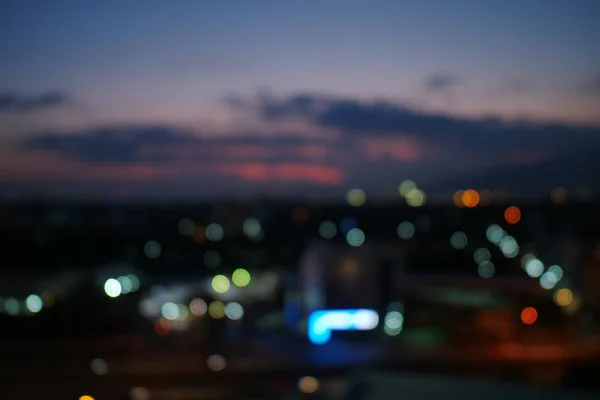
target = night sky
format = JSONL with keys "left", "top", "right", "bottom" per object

{"left": 1, "top": 0, "right": 599, "bottom": 199}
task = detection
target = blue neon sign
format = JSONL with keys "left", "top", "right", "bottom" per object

{"left": 308, "top": 309, "right": 379, "bottom": 345}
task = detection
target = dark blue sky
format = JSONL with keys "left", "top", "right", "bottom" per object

{"left": 1, "top": 0, "right": 599, "bottom": 199}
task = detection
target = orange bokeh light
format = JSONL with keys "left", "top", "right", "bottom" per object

{"left": 504, "top": 206, "right": 521, "bottom": 224}
{"left": 453, "top": 190, "right": 465, "bottom": 207}
{"left": 521, "top": 307, "right": 538, "bottom": 325}
{"left": 154, "top": 318, "right": 171, "bottom": 336}
{"left": 462, "top": 189, "right": 480, "bottom": 208}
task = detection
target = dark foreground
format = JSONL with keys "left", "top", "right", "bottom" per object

{"left": 2, "top": 337, "right": 600, "bottom": 399}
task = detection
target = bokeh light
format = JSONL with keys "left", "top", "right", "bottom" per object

{"left": 225, "top": 302, "right": 244, "bottom": 320}
{"left": 319, "top": 220, "right": 337, "bottom": 239}
{"left": 486, "top": 224, "right": 505, "bottom": 244}
{"left": 161, "top": 302, "right": 180, "bottom": 320}
{"left": 453, "top": 190, "right": 465, "bottom": 207}
{"left": 298, "top": 376, "right": 320, "bottom": 394}
{"left": 504, "top": 206, "right": 521, "bottom": 224}
{"left": 208, "top": 301, "right": 226, "bottom": 319}
{"left": 206, "top": 223, "right": 224, "bottom": 241}
{"left": 397, "top": 221, "right": 415, "bottom": 240}
{"left": 462, "top": 189, "right": 480, "bottom": 208}
{"left": 104, "top": 278, "right": 122, "bottom": 298}
{"left": 206, "top": 354, "right": 227, "bottom": 371}
{"left": 398, "top": 180, "right": 417, "bottom": 197}
{"left": 346, "top": 228, "right": 365, "bottom": 247}
{"left": 144, "top": 240, "right": 161, "bottom": 259}
{"left": 190, "top": 298, "right": 207, "bottom": 316}
{"left": 525, "top": 258, "right": 544, "bottom": 278}
{"left": 90, "top": 358, "right": 108, "bottom": 376}
{"left": 405, "top": 188, "right": 426, "bottom": 207}
{"left": 346, "top": 188, "right": 366, "bottom": 206}
{"left": 499, "top": 236, "right": 519, "bottom": 258}
{"left": 25, "top": 294, "right": 43, "bottom": 313}
{"left": 473, "top": 248, "right": 491, "bottom": 265}
{"left": 232, "top": 268, "right": 251, "bottom": 287}
{"left": 554, "top": 288, "right": 573, "bottom": 307}
{"left": 212, "top": 275, "right": 230, "bottom": 293}
{"left": 178, "top": 218, "right": 195, "bottom": 236}
{"left": 478, "top": 261, "right": 495, "bottom": 278}
{"left": 521, "top": 307, "right": 538, "bottom": 325}
{"left": 450, "top": 231, "right": 468, "bottom": 249}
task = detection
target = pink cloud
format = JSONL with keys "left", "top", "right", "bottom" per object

{"left": 216, "top": 162, "right": 344, "bottom": 184}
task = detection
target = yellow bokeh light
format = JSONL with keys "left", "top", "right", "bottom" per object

{"left": 462, "top": 189, "right": 480, "bottom": 208}
{"left": 298, "top": 376, "right": 320, "bottom": 394}
{"left": 79, "top": 396, "right": 95, "bottom": 400}
{"left": 405, "top": 188, "right": 425, "bottom": 207}
{"left": 398, "top": 180, "right": 417, "bottom": 197}
{"left": 232, "top": 268, "right": 251, "bottom": 287}
{"left": 554, "top": 288, "right": 573, "bottom": 307}
{"left": 211, "top": 275, "right": 230, "bottom": 294}
{"left": 346, "top": 188, "right": 366, "bottom": 206}
{"left": 208, "top": 301, "right": 225, "bottom": 319}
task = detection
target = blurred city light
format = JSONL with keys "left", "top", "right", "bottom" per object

{"left": 398, "top": 180, "right": 417, "bottom": 197}
{"left": 25, "top": 294, "right": 43, "bottom": 313}
{"left": 232, "top": 268, "right": 251, "bottom": 287}
{"left": 206, "top": 354, "right": 227, "bottom": 371}
{"left": 208, "top": 301, "right": 226, "bottom": 319}
{"left": 212, "top": 275, "right": 231, "bottom": 293}
{"left": 486, "top": 224, "right": 505, "bottom": 245}
{"left": 103, "top": 278, "right": 122, "bottom": 298}
{"left": 318, "top": 220, "right": 337, "bottom": 239}
{"left": 178, "top": 218, "right": 195, "bottom": 236}
{"left": 524, "top": 258, "right": 544, "bottom": 278}
{"left": 554, "top": 288, "right": 573, "bottom": 307}
{"left": 521, "top": 307, "right": 538, "bottom": 325}
{"left": 161, "top": 302, "right": 180, "bottom": 320}
{"left": 190, "top": 298, "right": 207, "bottom": 316}
{"left": 90, "top": 358, "right": 108, "bottom": 376}
{"left": 225, "top": 302, "right": 244, "bottom": 320}
{"left": 462, "top": 189, "right": 480, "bottom": 208}
{"left": 346, "top": 188, "right": 366, "bottom": 206}
{"left": 308, "top": 309, "right": 379, "bottom": 345}
{"left": 206, "top": 223, "right": 224, "bottom": 241}
{"left": 298, "top": 376, "right": 320, "bottom": 394}
{"left": 450, "top": 231, "right": 468, "bottom": 249}
{"left": 397, "top": 221, "right": 415, "bottom": 240}
{"left": 346, "top": 228, "right": 365, "bottom": 247}
{"left": 478, "top": 261, "right": 495, "bottom": 278}
{"left": 405, "top": 188, "right": 426, "bottom": 207}
{"left": 504, "top": 206, "right": 521, "bottom": 224}
{"left": 144, "top": 240, "right": 161, "bottom": 259}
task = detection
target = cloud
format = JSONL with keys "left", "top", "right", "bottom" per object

{"left": 16, "top": 124, "right": 346, "bottom": 186}
{"left": 22, "top": 125, "right": 194, "bottom": 162}
{"left": 423, "top": 73, "right": 462, "bottom": 92}
{"left": 0, "top": 90, "right": 70, "bottom": 113}
{"left": 229, "top": 92, "right": 600, "bottom": 155}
